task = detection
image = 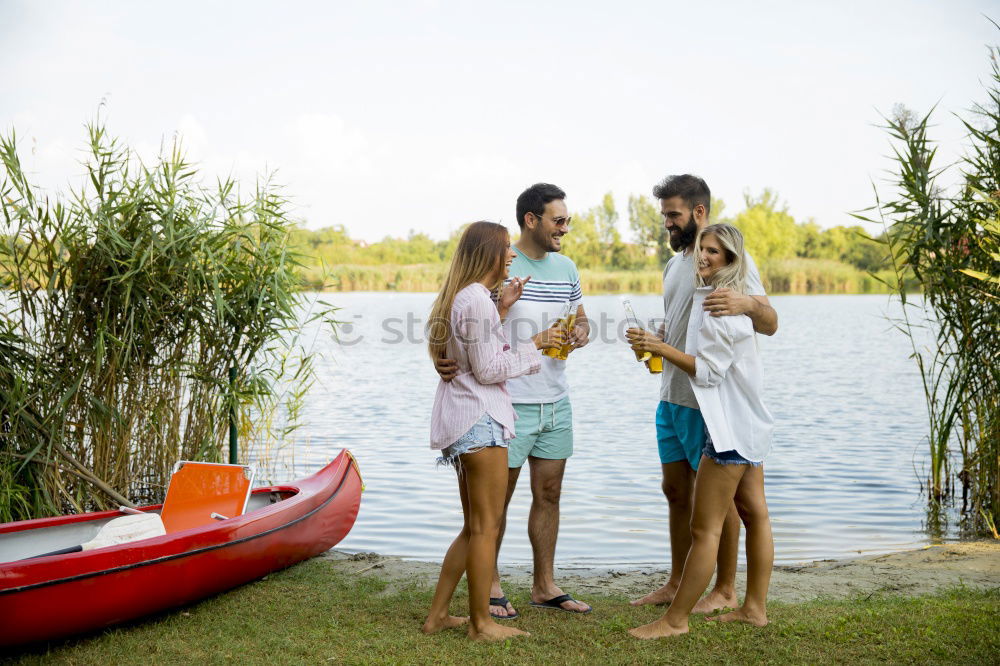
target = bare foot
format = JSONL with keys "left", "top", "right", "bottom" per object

{"left": 629, "top": 581, "right": 678, "bottom": 607}
{"left": 691, "top": 589, "right": 739, "bottom": 614}
{"left": 468, "top": 622, "right": 530, "bottom": 641}
{"left": 628, "top": 617, "right": 689, "bottom": 640}
{"left": 421, "top": 615, "right": 468, "bottom": 634}
{"left": 706, "top": 607, "right": 768, "bottom": 627}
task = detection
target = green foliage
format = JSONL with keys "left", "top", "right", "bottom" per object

{"left": 579, "top": 269, "right": 663, "bottom": 294}
{"left": 288, "top": 225, "right": 461, "bottom": 271}
{"left": 855, "top": 38, "right": 1000, "bottom": 534}
{"left": 9, "top": 559, "right": 999, "bottom": 664}
{"left": 795, "top": 222, "right": 890, "bottom": 271}
{"left": 283, "top": 188, "right": 892, "bottom": 293}
{"left": 0, "top": 120, "right": 332, "bottom": 519}
{"left": 708, "top": 195, "right": 727, "bottom": 223}
{"left": 761, "top": 258, "right": 906, "bottom": 294}
{"left": 730, "top": 189, "right": 799, "bottom": 264}
{"left": 558, "top": 204, "right": 603, "bottom": 270}
{"left": 628, "top": 193, "right": 673, "bottom": 266}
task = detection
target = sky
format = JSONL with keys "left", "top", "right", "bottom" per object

{"left": 1, "top": 0, "right": 996, "bottom": 242}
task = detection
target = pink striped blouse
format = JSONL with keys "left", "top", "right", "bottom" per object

{"left": 430, "top": 283, "right": 542, "bottom": 450}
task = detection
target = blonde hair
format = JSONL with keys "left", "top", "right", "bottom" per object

{"left": 427, "top": 221, "right": 509, "bottom": 360}
{"left": 694, "top": 223, "right": 748, "bottom": 294}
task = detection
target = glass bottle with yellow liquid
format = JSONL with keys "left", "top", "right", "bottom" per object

{"left": 544, "top": 301, "right": 576, "bottom": 360}
{"left": 623, "top": 299, "right": 663, "bottom": 374}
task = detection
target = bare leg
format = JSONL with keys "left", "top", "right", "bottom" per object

{"left": 526, "top": 456, "right": 590, "bottom": 612}
{"left": 422, "top": 465, "right": 472, "bottom": 634}
{"left": 631, "top": 461, "right": 695, "bottom": 606}
{"left": 692, "top": 501, "right": 740, "bottom": 613}
{"left": 709, "top": 465, "right": 772, "bottom": 627}
{"left": 630, "top": 457, "right": 744, "bottom": 639}
{"left": 460, "top": 448, "right": 529, "bottom": 641}
{"left": 489, "top": 466, "right": 521, "bottom": 618}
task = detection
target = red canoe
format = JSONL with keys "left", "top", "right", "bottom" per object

{"left": 0, "top": 449, "right": 363, "bottom": 648}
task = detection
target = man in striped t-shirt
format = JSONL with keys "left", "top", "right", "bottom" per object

{"left": 436, "top": 183, "right": 592, "bottom": 618}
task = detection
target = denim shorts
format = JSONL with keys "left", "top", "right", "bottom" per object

{"left": 702, "top": 426, "right": 762, "bottom": 467}
{"left": 438, "top": 414, "right": 509, "bottom": 469}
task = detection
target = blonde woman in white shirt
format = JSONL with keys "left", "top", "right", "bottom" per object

{"left": 626, "top": 223, "right": 775, "bottom": 639}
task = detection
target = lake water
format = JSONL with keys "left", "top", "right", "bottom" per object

{"left": 285, "top": 292, "right": 943, "bottom": 567}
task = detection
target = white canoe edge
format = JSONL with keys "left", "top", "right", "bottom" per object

{"left": 0, "top": 492, "right": 282, "bottom": 563}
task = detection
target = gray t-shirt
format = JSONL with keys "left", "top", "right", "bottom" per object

{"left": 659, "top": 250, "right": 766, "bottom": 408}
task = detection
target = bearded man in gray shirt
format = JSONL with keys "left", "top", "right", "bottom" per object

{"left": 630, "top": 174, "right": 778, "bottom": 612}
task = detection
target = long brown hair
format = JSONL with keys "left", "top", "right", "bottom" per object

{"left": 427, "top": 221, "right": 509, "bottom": 360}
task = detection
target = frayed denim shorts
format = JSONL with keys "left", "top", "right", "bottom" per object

{"left": 702, "top": 425, "right": 762, "bottom": 467}
{"left": 438, "top": 414, "right": 509, "bottom": 469}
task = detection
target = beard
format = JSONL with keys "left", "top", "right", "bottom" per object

{"left": 532, "top": 225, "right": 564, "bottom": 252}
{"left": 669, "top": 213, "right": 698, "bottom": 252}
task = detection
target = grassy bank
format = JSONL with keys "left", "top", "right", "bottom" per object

{"left": 763, "top": 258, "right": 908, "bottom": 295}
{"left": 8, "top": 558, "right": 998, "bottom": 664}
{"left": 301, "top": 259, "right": 909, "bottom": 295}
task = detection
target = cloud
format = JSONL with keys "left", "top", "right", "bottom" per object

{"left": 284, "top": 113, "right": 370, "bottom": 175}
{"left": 175, "top": 114, "right": 210, "bottom": 163}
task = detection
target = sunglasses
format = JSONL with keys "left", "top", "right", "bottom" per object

{"left": 531, "top": 212, "right": 572, "bottom": 229}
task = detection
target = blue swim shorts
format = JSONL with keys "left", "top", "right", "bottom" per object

{"left": 655, "top": 401, "right": 706, "bottom": 470}
{"left": 507, "top": 397, "right": 573, "bottom": 469}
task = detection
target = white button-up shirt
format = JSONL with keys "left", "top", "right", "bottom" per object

{"left": 686, "top": 287, "right": 774, "bottom": 462}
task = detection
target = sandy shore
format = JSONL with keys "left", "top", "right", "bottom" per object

{"left": 323, "top": 542, "right": 999, "bottom": 604}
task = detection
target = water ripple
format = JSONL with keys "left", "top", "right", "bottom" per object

{"left": 283, "top": 293, "right": 941, "bottom": 566}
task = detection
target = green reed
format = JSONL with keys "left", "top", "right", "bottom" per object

{"left": 0, "top": 119, "right": 334, "bottom": 521}
{"left": 856, "top": 40, "right": 1000, "bottom": 535}
{"left": 304, "top": 262, "right": 897, "bottom": 295}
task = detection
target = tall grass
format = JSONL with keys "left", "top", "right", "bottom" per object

{"left": 857, "top": 40, "right": 1000, "bottom": 535}
{"left": 761, "top": 258, "right": 916, "bottom": 294}
{"left": 300, "top": 263, "right": 449, "bottom": 292}
{"left": 579, "top": 269, "right": 663, "bottom": 294}
{"left": 301, "top": 261, "right": 902, "bottom": 295}
{"left": 0, "top": 120, "right": 333, "bottom": 521}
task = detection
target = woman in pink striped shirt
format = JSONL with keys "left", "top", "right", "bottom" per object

{"left": 421, "top": 221, "right": 563, "bottom": 642}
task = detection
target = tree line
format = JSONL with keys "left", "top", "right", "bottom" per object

{"left": 290, "top": 189, "right": 890, "bottom": 276}
{"left": 2, "top": 187, "right": 899, "bottom": 294}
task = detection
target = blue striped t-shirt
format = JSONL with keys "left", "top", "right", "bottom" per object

{"left": 502, "top": 247, "right": 583, "bottom": 404}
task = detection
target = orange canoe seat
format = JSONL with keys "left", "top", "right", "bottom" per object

{"left": 160, "top": 462, "right": 256, "bottom": 533}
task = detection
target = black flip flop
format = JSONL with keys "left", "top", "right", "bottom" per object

{"left": 489, "top": 596, "right": 519, "bottom": 620}
{"left": 529, "top": 593, "right": 592, "bottom": 614}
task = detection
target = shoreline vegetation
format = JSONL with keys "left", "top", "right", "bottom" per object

{"left": 303, "top": 259, "right": 907, "bottom": 295}
{"left": 288, "top": 188, "right": 920, "bottom": 295}
{"left": 0, "top": 122, "right": 329, "bottom": 522}
{"left": 8, "top": 542, "right": 998, "bottom": 663}
{"left": 856, "top": 45, "right": 999, "bottom": 537}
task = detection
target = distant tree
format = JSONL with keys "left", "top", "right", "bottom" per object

{"left": 629, "top": 194, "right": 672, "bottom": 266}
{"left": 287, "top": 189, "right": 891, "bottom": 275}
{"left": 596, "top": 193, "right": 635, "bottom": 269}
{"left": 795, "top": 220, "right": 824, "bottom": 258}
{"left": 289, "top": 224, "right": 360, "bottom": 265}
{"left": 560, "top": 206, "right": 603, "bottom": 270}
{"left": 842, "top": 228, "right": 889, "bottom": 271}
{"left": 563, "top": 193, "right": 648, "bottom": 270}
{"left": 441, "top": 224, "right": 469, "bottom": 260}
{"left": 731, "top": 189, "right": 798, "bottom": 263}
{"left": 709, "top": 196, "right": 727, "bottom": 224}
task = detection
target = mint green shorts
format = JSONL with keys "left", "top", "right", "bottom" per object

{"left": 507, "top": 397, "right": 574, "bottom": 468}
